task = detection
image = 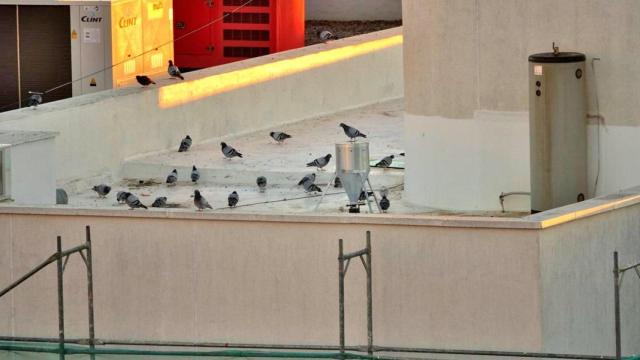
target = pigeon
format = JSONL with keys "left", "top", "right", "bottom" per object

{"left": 339, "top": 123, "right": 367, "bottom": 141}
{"left": 191, "top": 165, "right": 200, "bottom": 183}
{"left": 228, "top": 191, "right": 239, "bottom": 208}
{"left": 136, "top": 75, "right": 155, "bottom": 86}
{"left": 375, "top": 155, "right": 395, "bottom": 168}
{"left": 399, "top": 152, "right": 405, "bottom": 156}
{"left": 92, "top": 184, "right": 111, "bottom": 198}
{"left": 257, "top": 176, "right": 267, "bottom": 192}
{"left": 380, "top": 195, "right": 390, "bottom": 213}
{"left": 178, "top": 135, "right": 192, "bottom": 152}
{"left": 298, "top": 173, "right": 316, "bottom": 186}
{"left": 306, "top": 154, "right": 332, "bottom": 171}
{"left": 168, "top": 60, "right": 184, "bottom": 80}
{"left": 27, "top": 92, "right": 43, "bottom": 108}
{"left": 270, "top": 131, "right": 292, "bottom": 144}
{"left": 303, "top": 180, "right": 322, "bottom": 193}
{"left": 318, "top": 30, "right": 338, "bottom": 41}
{"left": 125, "top": 193, "right": 148, "bottom": 210}
{"left": 334, "top": 177, "right": 342, "bottom": 188}
{"left": 151, "top": 196, "right": 167, "bottom": 208}
{"left": 166, "top": 169, "right": 178, "bottom": 186}
{"left": 221, "top": 142, "right": 243, "bottom": 159}
{"left": 116, "top": 191, "right": 131, "bottom": 204}
{"left": 56, "top": 188, "right": 68, "bottom": 205}
{"left": 194, "top": 190, "right": 212, "bottom": 211}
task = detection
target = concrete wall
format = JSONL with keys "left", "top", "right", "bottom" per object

{"left": 402, "top": 0, "right": 640, "bottom": 211}
{"left": 4, "top": 138, "right": 57, "bottom": 205}
{"left": 2, "top": 189, "right": 640, "bottom": 356}
{"left": 0, "top": 28, "right": 403, "bottom": 188}
{"left": 306, "top": 0, "right": 402, "bottom": 21}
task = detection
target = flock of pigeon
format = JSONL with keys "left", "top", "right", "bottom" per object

{"left": 91, "top": 121, "right": 396, "bottom": 212}
{"left": 89, "top": 60, "right": 396, "bottom": 213}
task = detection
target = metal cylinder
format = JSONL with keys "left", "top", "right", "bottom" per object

{"left": 335, "top": 142, "right": 370, "bottom": 206}
{"left": 529, "top": 50, "right": 587, "bottom": 213}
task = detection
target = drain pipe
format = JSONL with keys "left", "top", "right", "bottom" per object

{"left": 499, "top": 192, "right": 531, "bottom": 212}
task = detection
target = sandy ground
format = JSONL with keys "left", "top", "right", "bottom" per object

{"left": 305, "top": 21, "right": 402, "bottom": 46}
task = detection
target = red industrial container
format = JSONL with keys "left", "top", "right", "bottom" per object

{"left": 173, "top": 0, "right": 305, "bottom": 70}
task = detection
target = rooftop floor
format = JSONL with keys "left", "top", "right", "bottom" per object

{"left": 52, "top": 100, "right": 521, "bottom": 217}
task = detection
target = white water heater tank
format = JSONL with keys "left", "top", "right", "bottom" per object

{"left": 529, "top": 49, "right": 587, "bottom": 213}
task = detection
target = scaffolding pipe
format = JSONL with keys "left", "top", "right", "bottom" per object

{"left": 613, "top": 252, "right": 621, "bottom": 360}
{"left": 85, "top": 226, "right": 96, "bottom": 360}
{"left": 365, "top": 231, "right": 373, "bottom": 356}
{"left": 56, "top": 236, "right": 65, "bottom": 360}
{"left": 338, "top": 239, "right": 345, "bottom": 356}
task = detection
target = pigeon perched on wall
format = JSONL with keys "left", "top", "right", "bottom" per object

{"left": 166, "top": 169, "right": 178, "bottom": 186}
{"left": 56, "top": 188, "right": 69, "bottom": 205}
{"left": 375, "top": 155, "right": 395, "bottom": 168}
{"left": 116, "top": 191, "right": 131, "bottom": 204}
{"left": 359, "top": 190, "right": 374, "bottom": 201}
{"left": 380, "top": 195, "right": 390, "bottom": 213}
{"left": 92, "top": 184, "right": 111, "bottom": 198}
{"left": 399, "top": 152, "right": 405, "bottom": 156}
{"left": 306, "top": 154, "right": 332, "bottom": 171}
{"left": 136, "top": 75, "right": 156, "bottom": 86}
{"left": 334, "top": 177, "right": 342, "bottom": 188}
{"left": 151, "top": 196, "right": 168, "bottom": 208}
{"left": 228, "top": 191, "right": 239, "bottom": 208}
{"left": 125, "top": 193, "right": 148, "bottom": 210}
{"left": 257, "top": 176, "right": 267, "bottom": 192}
{"left": 179, "top": 135, "right": 192, "bottom": 152}
{"left": 221, "top": 142, "right": 243, "bottom": 159}
{"left": 27, "top": 92, "right": 43, "bottom": 108}
{"left": 298, "top": 173, "right": 316, "bottom": 186}
{"left": 168, "top": 60, "right": 184, "bottom": 80}
{"left": 318, "top": 30, "right": 338, "bottom": 41}
{"left": 191, "top": 165, "right": 200, "bottom": 183}
{"left": 270, "top": 131, "right": 292, "bottom": 144}
{"left": 194, "top": 190, "right": 212, "bottom": 211}
{"left": 303, "top": 180, "right": 322, "bottom": 193}
{"left": 339, "top": 123, "right": 367, "bottom": 141}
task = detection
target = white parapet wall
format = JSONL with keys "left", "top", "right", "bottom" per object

{"left": 0, "top": 28, "right": 404, "bottom": 188}
{"left": 306, "top": 0, "right": 402, "bottom": 21}
{"left": 1, "top": 187, "right": 640, "bottom": 355}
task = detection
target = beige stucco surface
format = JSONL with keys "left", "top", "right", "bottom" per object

{"left": 0, "top": 211, "right": 541, "bottom": 351}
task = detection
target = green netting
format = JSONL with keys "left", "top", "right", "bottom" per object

{"left": 0, "top": 341, "right": 381, "bottom": 359}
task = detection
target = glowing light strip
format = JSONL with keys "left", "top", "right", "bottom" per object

{"left": 158, "top": 35, "right": 403, "bottom": 108}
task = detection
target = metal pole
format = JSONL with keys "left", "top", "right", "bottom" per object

{"left": 365, "top": 231, "right": 373, "bottom": 355}
{"left": 85, "top": 226, "right": 96, "bottom": 360}
{"left": 613, "top": 252, "right": 621, "bottom": 360}
{"left": 56, "top": 236, "right": 65, "bottom": 360}
{"left": 338, "top": 239, "right": 345, "bottom": 356}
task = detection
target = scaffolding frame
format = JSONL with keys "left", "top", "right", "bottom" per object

{"left": 613, "top": 251, "right": 640, "bottom": 360}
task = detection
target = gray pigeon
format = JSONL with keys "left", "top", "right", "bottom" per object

{"left": 221, "top": 142, "right": 243, "bottom": 159}
{"left": 375, "top": 155, "right": 395, "bottom": 168}
{"left": 306, "top": 154, "right": 332, "bottom": 171}
{"left": 298, "top": 173, "right": 316, "bottom": 186}
{"left": 27, "top": 92, "right": 43, "bottom": 108}
{"left": 191, "top": 165, "right": 200, "bottom": 183}
{"left": 92, "top": 184, "right": 111, "bottom": 198}
{"left": 334, "top": 177, "right": 342, "bottom": 188}
{"left": 228, "top": 191, "right": 239, "bottom": 207}
{"left": 179, "top": 135, "right": 192, "bottom": 152}
{"left": 380, "top": 195, "right": 390, "bottom": 213}
{"left": 303, "top": 180, "right": 322, "bottom": 193}
{"left": 166, "top": 169, "right": 178, "bottom": 186}
{"left": 116, "top": 191, "right": 130, "bottom": 204}
{"left": 136, "top": 75, "right": 155, "bottom": 86}
{"left": 194, "top": 190, "right": 212, "bottom": 211}
{"left": 318, "top": 30, "right": 338, "bottom": 41}
{"left": 168, "top": 60, "right": 184, "bottom": 80}
{"left": 270, "top": 131, "right": 292, "bottom": 144}
{"left": 125, "top": 193, "right": 148, "bottom": 210}
{"left": 257, "top": 176, "right": 267, "bottom": 192}
{"left": 151, "top": 197, "right": 168, "bottom": 208}
{"left": 339, "top": 123, "right": 367, "bottom": 140}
